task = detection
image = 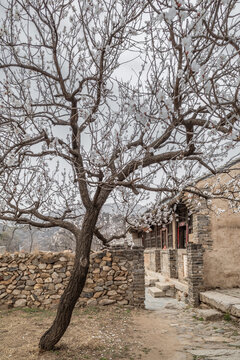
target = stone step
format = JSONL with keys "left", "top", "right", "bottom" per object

{"left": 155, "top": 281, "right": 175, "bottom": 291}
{"left": 200, "top": 291, "right": 240, "bottom": 318}
{"left": 145, "top": 277, "right": 158, "bottom": 287}
{"left": 148, "top": 287, "right": 166, "bottom": 298}
{"left": 165, "top": 288, "right": 176, "bottom": 297}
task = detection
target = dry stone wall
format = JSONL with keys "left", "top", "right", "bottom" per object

{"left": 0, "top": 246, "right": 144, "bottom": 309}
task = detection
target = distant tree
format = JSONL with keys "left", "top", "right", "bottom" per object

{"left": 0, "top": 224, "right": 20, "bottom": 251}
{"left": 0, "top": 227, "right": 11, "bottom": 249}
{"left": 28, "top": 225, "right": 41, "bottom": 252}
{"left": 0, "top": 223, "right": 40, "bottom": 252}
{"left": 50, "top": 227, "right": 75, "bottom": 252}
{"left": 0, "top": 0, "right": 239, "bottom": 351}
{"left": 50, "top": 211, "right": 127, "bottom": 251}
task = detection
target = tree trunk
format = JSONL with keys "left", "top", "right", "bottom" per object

{"left": 39, "top": 208, "right": 99, "bottom": 350}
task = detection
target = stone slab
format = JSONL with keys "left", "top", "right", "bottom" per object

{"left": 148, "top": 287, "right": 165, "bottom": 298}
{"left": 203, "top": 336, "right": 232, "bottom": 343}
{"left": 214, "top": 356, "right": 240, "bottom": 360}
{"left": 189, "top": 349, "right": 240, "bottom": 357}
{"left": 171, "top": 279, "right": 188, "bottom": 293}
{"left": 155, "top": 282, "right": 171, "bottom": 291}
{"left": 145, "top": 277, "right": 158, "bottom": 287}
{"left": 195, "top": 308, "right": 223, "bottom": 321}
{"left": 165, "top": 289, "right": 175, "bottom": 297}
{"left": 231, "top": 304, "right": 240, "bottom": 317}
{"left": 200, "top": 291, "right": 240, "bottom": 313}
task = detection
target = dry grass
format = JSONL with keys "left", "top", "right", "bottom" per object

{"left": 0, "top": 305, "right": 143, "bottom": 360}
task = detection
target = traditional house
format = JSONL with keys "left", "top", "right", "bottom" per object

{"left": 131, "top": 160, "right": 240, "bottom": 306}
{"left": 132, "top": 201, "right": 193, "bottom": 250}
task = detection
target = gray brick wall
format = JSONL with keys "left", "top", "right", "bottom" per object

{"left": 187, "top": 243, "right": 204, "bottom": 306}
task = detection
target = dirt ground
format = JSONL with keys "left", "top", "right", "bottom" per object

{"left": 133, "top": 310, "right": 189, "bottom": 360}
{"left": 0, "top": 305, "right": 182, "bottom": 360}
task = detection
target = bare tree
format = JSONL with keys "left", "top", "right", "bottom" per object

{"left": 0, "top": 223, "right": 25, "bottom": 252}
{"left": 0, "top": 0, "right": 239, "bottom": 351}
{"left": 50, "top": 210, "right": 128, "bottom": 251}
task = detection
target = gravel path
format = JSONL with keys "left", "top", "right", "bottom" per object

{"left": 131, "top": 288, "right": 240, "bottom": 360}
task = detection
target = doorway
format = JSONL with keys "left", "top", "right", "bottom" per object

{"left": 178, "top": 224, "right": 187, "bottom": 248}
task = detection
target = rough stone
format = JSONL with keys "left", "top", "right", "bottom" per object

{"left": 148, "top": 287, "right": 166, "bottom": 298}
{"left": 87, "top": 298, "right": 97, "bottom": 306}
{"left": 14, "top": 299, "right": 27, "bottom": 307}
{"left": 117, "top": 300, "right": 128, "bottom": 305}
{"left": 103, "top": 266, "right": 111, "bottom": 271}
{"left": 94, "top": 286, "right": 104, "bottom": 292}
{"left": 36, "top": 278, "right": 43, "bottom": 284}
{"left": 99, "top": 299, "right": 116, "bottom": 306}
{"left": 0, "top": 292, "right": 8, "bottom": 299}
{"left": 94, "top": 291, "right": 103, "bottom": 299}
{"left": 19, "top": 263, "right": 27, "bottom": 271}
{"left": 200, "top": 291, "right": 240, "bottom": 313}
{"left": 38, "top": 264, "right": 47, "bottom": 270}
{"left": 107, "top": 290, "right": 117, "bottom": 296}
{"left": 93, "top": 268, "right": 100, "bottom": 274}
{"left": 189, "top": 349, "right": 240, "bottom": 357}
{"left": 0, "top": 248, "right": 144, "bottom": 309}
{"left": 26, "top": 280, "right": 36, "bottom": 286}
{"left": 231, "top": 304, "right": 240, "bottom": 317}
{"left": 195, "top": 309, "right": 223, "bottom": 321}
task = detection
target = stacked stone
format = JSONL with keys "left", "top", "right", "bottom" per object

{"left": 79, "top": 247, "right": 144, "bottom": 307}
{"left": 155, "top": 250, "right": 161, "bottom": 273}
{"left": 193, "top": 214, "right": 212, "bottom": 249}
{"left": 168, "top": 249, "right": 177, "bottom": 278}
{"left": 127, "top": 246, "right": 145, "bottom": 306}
{"left": 0, "top": 247, "right": 145, "bottom": 309}
{"left": 0, "top": 252, "right": 74, "bottom": 309}
{"left": 187, "top": 243, "right": 204, "bottom": 307}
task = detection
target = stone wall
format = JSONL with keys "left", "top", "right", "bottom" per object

{"left": 161, "top": 249, "right": 177, "bottom": 279}
{"left": 187, "top": 243, "right": 204, "bottom": 306}
{"left": 144, "top": 248, "right": 161, "bottom": 272}
{"left": 0, "top": 246, "right": 145, "bottom": 309}
{"left": 177, "top": 249, "right": 188, "bottom": 282}
{"left": 193, "top": 213, "right": 212, "bottom": 249}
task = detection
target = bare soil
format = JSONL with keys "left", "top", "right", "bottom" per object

{"left": 0, "top": 305, "right": 183, "bottom": 360}
{"left": 132, "top": 309, "right": 188, "bottom": 360}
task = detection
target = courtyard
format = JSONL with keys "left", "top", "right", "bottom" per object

{"left": 1, "top": 291, "right": 240, "bottom": 360}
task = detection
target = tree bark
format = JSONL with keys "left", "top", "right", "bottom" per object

{"left": 39, "top": 208, "right": 99, "bottom": 350}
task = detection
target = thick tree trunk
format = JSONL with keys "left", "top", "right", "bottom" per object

{"left": 39, "top": 208, "right": 99, "bottom": 350}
